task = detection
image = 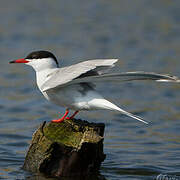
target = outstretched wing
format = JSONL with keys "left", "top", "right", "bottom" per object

{"left": 41, "top": 59, "right": 119, "bottom": 91}
{"left": 41, "top": 59, "right": 179, "bottom": 92}
{"left": 64, "top": 71, "right": 180, "bottom": 85}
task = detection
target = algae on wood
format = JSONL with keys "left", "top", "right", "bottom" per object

{"left": 23, "top": 119, "right": 105, "bottom": 177}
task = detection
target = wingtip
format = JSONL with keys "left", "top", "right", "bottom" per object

{"left": 156, "top": 78, "right": 180, "bottom": 83}
{"left": 156, "top": 74, "right": 180, "bottom": 83}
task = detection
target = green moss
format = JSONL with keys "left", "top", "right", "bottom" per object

{"left": 43, "top": 119, "right": 85, "bottom": 148}
{"left": 42, "top": 119, "right": 104, "bottom": 148}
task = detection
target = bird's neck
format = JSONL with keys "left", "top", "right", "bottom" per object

{"left": 35, "top": 68, "right": 57, "bottom": 91}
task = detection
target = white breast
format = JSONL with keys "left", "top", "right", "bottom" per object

{"left": 35, "top": 68, "right": 106, "bottom": 111}
{"left": 42, "top": 84, "right": 104, "bottom": 111}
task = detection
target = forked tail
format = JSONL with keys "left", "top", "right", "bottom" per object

{"left": 90, "top": 98, "right": 148, "bottom": 124}
{"left": 115, "top": 106, "right": 148, "bottom": 124}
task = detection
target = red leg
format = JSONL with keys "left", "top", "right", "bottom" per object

{"left": 51, "top": 109, "right": 69, "bottom": 123}
{"left": 66, "top": 111, "right": 79, "bottom": 120}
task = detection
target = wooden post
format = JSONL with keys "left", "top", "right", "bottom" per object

{"left": 23, "top": 119, "right": 105, "bottom": 178}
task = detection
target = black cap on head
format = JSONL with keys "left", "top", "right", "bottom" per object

{"left": 25, "top": 50, "right": 59, "bottom": 66}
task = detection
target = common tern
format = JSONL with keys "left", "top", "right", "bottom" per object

{"left": 9, "top": 50, "right": 180, "bottom": 124}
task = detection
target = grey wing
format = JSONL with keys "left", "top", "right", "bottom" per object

{"left": 42, "top": 71, "right": 179, "bottom": 91}
{"left": 41, "top": 59, "right": 119, "bottom": 91}
{"left": 63, "top": 71, "right": 180, "bottom": 86}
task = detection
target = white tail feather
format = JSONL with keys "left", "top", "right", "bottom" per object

{"left": 89, "top": 98, "right": 148, "bottom": 124}
{"left": 115, "top": 107, "right": 148, "bottom": 124}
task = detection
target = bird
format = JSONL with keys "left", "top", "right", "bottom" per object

{"left": 9, "top": 50, "right": 180, "bottom": 124}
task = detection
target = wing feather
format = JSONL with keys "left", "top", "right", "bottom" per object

{"left": 41, "top": 59, "right": 119, "bottom": 91}
{"left": 41, "top": 59, "right": 179, "bottom": 92}
{"left": 42, "top": 70, "right": 179, "bottom": 91}
{"left": 62, "top": 71, "right": 180, "bottom": 87}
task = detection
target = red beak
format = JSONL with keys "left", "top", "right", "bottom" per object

{"left": 9, "top": 58, "right": 29, "bottom": 64}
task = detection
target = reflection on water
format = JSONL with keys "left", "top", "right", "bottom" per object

{"left": 0, "top": 0, "right": 180, "bottom": 179}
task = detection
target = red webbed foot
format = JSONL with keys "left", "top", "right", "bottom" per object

{"left": 51, "top": 109, "right": 69, "bottom": 123}
{"left": 51, "top": 118, "right": 65, "bottom": 123}
{"left": 66, "top": 111, "right": 79, "bottom": 120}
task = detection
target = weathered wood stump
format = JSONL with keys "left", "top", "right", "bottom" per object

{"left": 23, "top": 119, "right": 105, "bottom": 178}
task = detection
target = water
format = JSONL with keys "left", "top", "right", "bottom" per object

{"left": 0, "top": 0, "right": 180, "bottom": 179}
